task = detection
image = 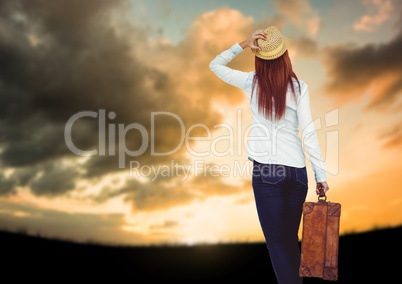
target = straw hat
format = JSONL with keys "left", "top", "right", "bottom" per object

{"left": 252, "top": 26, "right": 289, "bottom": 60}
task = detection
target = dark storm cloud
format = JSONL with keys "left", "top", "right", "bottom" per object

{"left": 88, "top": 163, "right": 251, "bottom": 212}
{"left": 0, "top": 159, "right": 79, "bottom": 196}
{"left": 322, "top": 10, "right": 402, "bottom": 109}
{"left": 0, "top": 0, "right": 222, "bottom": 195}
{"left": 30, "top": 160, "right": 79, "bottom": 196}
{"left": 0, "top": 173, "right": 16, "bottom": 195}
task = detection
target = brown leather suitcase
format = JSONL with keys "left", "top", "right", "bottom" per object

{"left": 299, "top": 193, "right": 341, "bottom": 281}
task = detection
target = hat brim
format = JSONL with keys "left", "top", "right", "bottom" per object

{"left": 252, "top": 37, "right": 290, "bottom": 60}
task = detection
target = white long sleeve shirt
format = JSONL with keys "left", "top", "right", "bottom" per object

{"left": 209, "top": 43, "right": 327, "bottom": 182}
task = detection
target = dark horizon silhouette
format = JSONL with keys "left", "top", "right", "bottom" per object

{"left": 2, "top": 224, "right": 401, "bottom": 283}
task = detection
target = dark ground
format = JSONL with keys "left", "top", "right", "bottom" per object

{"left": 1, "top": 225, "right": 401, "bottom": 283}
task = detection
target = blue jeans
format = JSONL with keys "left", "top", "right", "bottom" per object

{"left": 252, "top": 160, "right": 308, "bottom": 284}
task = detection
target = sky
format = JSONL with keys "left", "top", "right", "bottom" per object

{"left": 0, "top": 0, "right": 401, "bottom": 246}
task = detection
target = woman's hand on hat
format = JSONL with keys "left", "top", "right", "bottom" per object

{"left": 240, "top": 29, "right": 267, "bottom": 50}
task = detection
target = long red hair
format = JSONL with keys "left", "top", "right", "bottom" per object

{"left": 251, "top": 50, "right": 300, "bottom": 121}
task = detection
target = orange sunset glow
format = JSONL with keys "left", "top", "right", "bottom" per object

{"left": 0, "top": 0, "right": 402, "bottom": 246}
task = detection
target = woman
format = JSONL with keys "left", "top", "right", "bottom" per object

{"left": 209, "top": 26, "right": 330, "bottom": 283}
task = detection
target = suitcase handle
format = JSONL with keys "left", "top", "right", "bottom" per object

{"left": 318, "top": 187, "right": 327, "bottom": 202}
{"left": 318, "top": 194, "right": 327, "bottom": 202}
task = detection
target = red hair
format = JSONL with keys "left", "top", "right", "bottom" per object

{"left": 251, "top": 50, "right": 300, "bottom": 121}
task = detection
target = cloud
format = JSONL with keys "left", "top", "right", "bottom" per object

{"left": 288, "top": 36, "right": 319, "bottom": 58}
{"left": 149, "top": 219, "right": 178, "bottom": 230}
{"left": 92, "top": 166, "right": 251, "bottom": 212}
{"left": 29, "top": 160, "right": 80, "bottom": 196}
{"left": 162, "top": 8, "right": 256, "bottom": 105}
{"left": 0, "top": 199, "right": 151, "bottom": 245}
{"left": 379, "top": 122, "right": 402, "bottom": 148}
{"left": 0, "top": 0, "right": 228, "bottom": 196}
{"left": 354, "top": 0, "right": 393, "bottom": 32}
{"left": 0, "top": 1, "right": 318, "bottom": 214}
{"left": 322, "top": 12, "right": 402, "bottom": 110}
{"left": 0, "top": 173, "right": 16, "bottom": 195}
{"left": 274, "top": 0, "right": 320, "bottom": 35}
{"left": 0, "top": 0, "right": 323, "bottom": 227}
{"left": 0, "top": 2, "right": 264, "bottom": 227}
